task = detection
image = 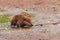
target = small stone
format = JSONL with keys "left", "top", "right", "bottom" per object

{"left": 40, "top": 24, "right": 43, "bottom": 26}
{"left": 39, "top": 39, "right": 41, "bottom": 40}
{"left": 52, "top": 23, "right": 57, "bottom": 25}
{"left": 5, "top": 37, "right": 7, "bottom": 39}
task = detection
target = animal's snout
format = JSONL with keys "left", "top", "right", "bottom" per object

{"left": 31, "top": 24, "right": 33, "bottom": 26}
{"left": 29, "top": 24, "right": 33, "bottom": 26}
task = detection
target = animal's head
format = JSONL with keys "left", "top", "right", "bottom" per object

{"left": 23, "top": 16, "right": 33, "bottom": 26}
{"left": 23, "top": 21, "right": 33, "bottom": 26}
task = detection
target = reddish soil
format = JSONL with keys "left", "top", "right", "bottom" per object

{"left": 0, "top": 0, "right": 60, "bottom": 40}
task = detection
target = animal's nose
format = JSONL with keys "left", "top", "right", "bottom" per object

{"left": 30, "top": 24, "right": 33, "bottom": 26}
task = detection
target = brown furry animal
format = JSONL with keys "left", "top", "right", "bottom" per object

{"left": 11, "top": 14, "right": 33, "bottom": 28}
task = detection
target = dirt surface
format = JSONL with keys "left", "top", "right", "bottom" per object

{"left": 0, "top": 9, "right": 60, "bottom": 40}
{"left": 0, "top": 23, "right": 60, "bottom": 40}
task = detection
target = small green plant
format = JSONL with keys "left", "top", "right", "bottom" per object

{"left": 0, "top": 14, "right": 11, "bottom": 23}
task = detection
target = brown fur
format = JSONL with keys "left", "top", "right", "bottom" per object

{"left": 11, "top": 14, "right": 33, "bottom": 28}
